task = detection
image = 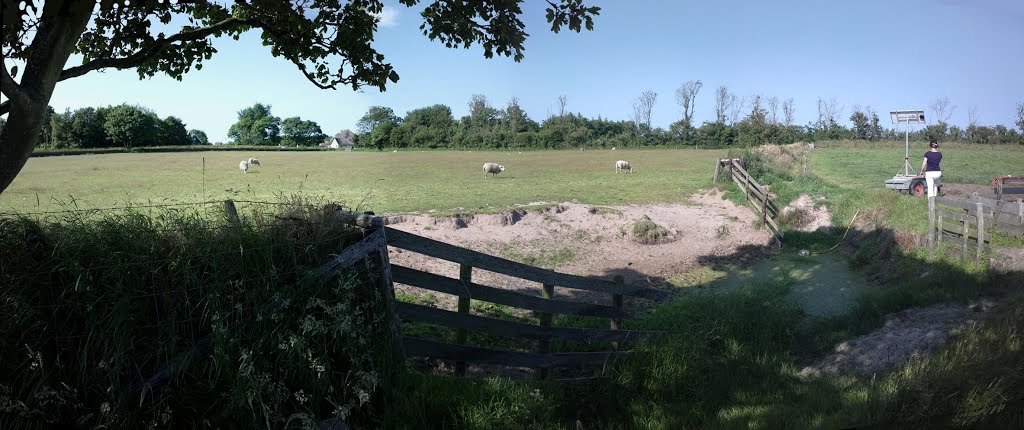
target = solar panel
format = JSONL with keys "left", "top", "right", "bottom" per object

{"left": 890, "top": 110, "right": 926, "bottom": 125}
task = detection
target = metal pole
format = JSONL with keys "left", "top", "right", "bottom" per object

{"left": 904, "top": 124, "right": 910, "bottom": 176}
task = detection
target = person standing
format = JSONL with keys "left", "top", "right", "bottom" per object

{"left": 921, "top": 139, "right": 942, "bottom": 197}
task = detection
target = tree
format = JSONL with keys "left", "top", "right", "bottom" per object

{"left": 867, "top": 106, "right": 882, "bottom": 141}
{"left": 849, "top": 106, "right": 871, "bottom": 140}
{"left": 68, "top": 107, "right": 108, "bottom": 148}
{"left": 104, "top": 105, "right": 157, "bottom": 150}
{"left": 189, "top": 129, "right": 209, "bottom": 145}
{"left": 467, "top": 94, "right": 500, "bottom": 129}
{"left": 502, "top": 97, "right": 530, "bottom": 133}
{"left": 674, "top": 80, "right": 702, "bottom": 127}
{"left": 356, "top": 106, "right": 401, "bottom": 135}
{"left": 159, "top": 116, "right": 192, "bottom": 146}
{"left": 631, "top": 91, "right": 658, "bottom": 132}
{"left": 228, "top": 104, "right": 281, "bottom": 146}
{"left": 0, "top": 1, "right": 601, "bottom": 194}
{"left": 1016, "top": 102, "right": 1024, "bottom": 133}
{"left": 281, "top": 117, "right": 326, "bottom": 146}
{"left": 766, "top": 96, "right": 779, "bottom": 124}
{"left": 37, "top": 106, "right": 57, "bottom": 147}
{"left": 714, "top": 86, "right": 730, "bottom": 123}
{"left": 783, "top": 98, "right": 795, "bottom": 125}
{"left": 727, "top": 95, "right": 746, "bottom": 125}
{"left": 929, "top": 96, "right": 955, "bottom": 125}
{"left": 557, "top": 95, "right": 568, "bottom": 118}
{"left": 968, "top": 104, "right": 979, "bottom": 127}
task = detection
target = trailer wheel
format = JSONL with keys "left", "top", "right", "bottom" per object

{"left": 910, "top": 179, "right": 926, "bottom": 197}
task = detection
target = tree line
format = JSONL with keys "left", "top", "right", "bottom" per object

{"left": 9, "top": 95, "right": 1022, "bottom": 152}
{"left": 12, "top": 104, "right": 208, "bottom": 150}
{"left": 354, "top": 89, "right": 1024, "bottom": 150}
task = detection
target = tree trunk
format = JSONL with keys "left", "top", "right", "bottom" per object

{"left": 0, "top": 0, "right": 95, "bottom": 195}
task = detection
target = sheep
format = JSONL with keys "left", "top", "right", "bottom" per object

{"left": 615, "top": 160, "right": 632, "bottom": 174}
{"left": 392, "top": 150, "right": 398, "bottom": 153}
{"left": 611, "top": 147, "right": 616, "bottom": 150}
{"left": 247, "top": 158, "right": 261, "bottom": 167}
{"left": 239, "top": 160, "right": 249, "bottom": 174}
{"left": 483, "top": 162, "right": 505, "bottom": 178}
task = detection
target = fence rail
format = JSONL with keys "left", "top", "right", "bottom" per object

{"left": 385, "top": 227, "right": 668, "bottom": 300}
{"left": 928, "top": 195, "right": 1024, "bottom": 262}
{"left": 713, "top": 158, "right": 783, "bottom": 243}
{"left": 303, "top": 218, "right": 670, "bottom": 381}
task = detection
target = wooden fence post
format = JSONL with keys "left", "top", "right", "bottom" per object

{"left": 927, "top": 197, "right": 935, "bottom": 261}
{"left": 961, "top": 218, "right": 969, "bottom": 259}
{"left": 536, "top": 283, "right": 554, "bottom": 380}
{"left": 760, "top": 191, "right": 769, "bottom": 227}
{"left": 224, "top": 200, "right": 239, "bottom": 224}
{"left": 610, "top": 276, "right": 624, "bottom": 352}
{"left": 975, "top": 202, "right": 984, "bottom": 262}
{"left": 712, "top": 159, "right": 722, "bottom": 184}
{"left": 1018, "top": 198, "right": 1023, "bottom": 226}
{"left": 455, "top": 264, "right": 472, "bottom": 377}
{"left": 936, "top": 210, "right": 943, "bottom": 256}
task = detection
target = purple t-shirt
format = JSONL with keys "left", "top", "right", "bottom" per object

{"left": 924, "top": 151, "right": 942, "bottom": 172}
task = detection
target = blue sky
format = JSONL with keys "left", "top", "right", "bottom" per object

{"left": 37, "top": 0, "right": 1024, "bottom": 142}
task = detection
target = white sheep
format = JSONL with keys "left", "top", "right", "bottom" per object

{"left": 615, "top": 160, "right": 632, "bottom": 174}
{"left": 392, "top": 150, "right": 398, "bottom": 153}
{"left": 239, "top": 160, "right": 249, "bottom": 174}
{"left": 247, "top": 158, "right": 261, "bottom": 167}
{"left": 483, "top": 162, "right": 505, "bottom": 178}
{"left": 612, "top": 147, "right": 616, "bottom": 150}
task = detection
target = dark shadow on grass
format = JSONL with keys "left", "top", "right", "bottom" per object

{"left": 607, "top": 222, "right": 1024, "bottom": 429}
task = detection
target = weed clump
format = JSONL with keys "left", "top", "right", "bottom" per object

{"left": 631, "top": 215, "right": 671, "bottom": 244}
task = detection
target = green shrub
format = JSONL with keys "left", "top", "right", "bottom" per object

{"left": 0, "top": 203, "right": 393, "bottom": 428}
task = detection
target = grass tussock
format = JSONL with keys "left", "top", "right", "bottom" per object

{"left": 631, "top": 215, "right": 671, "bottom": 244}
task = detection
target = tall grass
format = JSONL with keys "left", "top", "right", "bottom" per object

{"left": 0, "top": 202, "right": 396, "bottom": 428}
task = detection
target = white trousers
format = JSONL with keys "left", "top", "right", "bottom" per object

{"left": 925, "top": 171, "right": 941, "bottom": 197}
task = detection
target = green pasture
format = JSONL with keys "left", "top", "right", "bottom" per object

{"left": 4, "top": 146, "right": 1022, "bottom": 218}
{"left": 1, "top": 149, "right": 715, "bottom": 214}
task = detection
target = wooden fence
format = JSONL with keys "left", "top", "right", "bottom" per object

{"left": 713, "top": 158, "right": 784, "bottom": 243}
{"left": 928, "top": 195, "right": 1024, "bottom": 262}
{"left": 318, "top": 214, "right": 670, "bottom": 381}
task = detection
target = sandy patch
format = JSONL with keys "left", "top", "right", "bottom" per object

{"left": 799, "top": 299, "right": 998, "bottom": 378}
{"left": 780, "top": 194, "right": 832, "bottom": 232}
{"left": 384, "top": 190, "right": 774, "bottom": 309}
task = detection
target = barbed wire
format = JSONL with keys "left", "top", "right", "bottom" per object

{"left": 8, "top": 231, "right": 355, "bottom": 278}
{"left": 0, "top": 200, "right": 225, "bottom": 216}
{"left": 0, "top": 198, "right": 337, "bottom": 217}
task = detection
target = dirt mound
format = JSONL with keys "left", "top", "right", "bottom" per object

{"left": 384, "top": 190, "right": 774, "bottom": 309}
{"left": 941, "top": 183, "right": 997, "bottom": 200}
{"left": 780, "top": 195, "right": 832, "bottom": 232}
{"left": 799, "top": 299, "right": 998, "bottom": 378}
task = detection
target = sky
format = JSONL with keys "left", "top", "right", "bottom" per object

{"left": 22, "top": 0, "right": 1024, "bottom": 142}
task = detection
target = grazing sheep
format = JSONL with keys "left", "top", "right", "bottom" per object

{"left": 392, "top": 150, "right": 398, "bottom": 153}
{"left": 239, "top": 160, "right": 249, "bottom": 174}
{"left": 483, "top": 162, "right": 505, "bottom": 178}
{"left": 615, "top": 160, "right": 632, "bottom": 174}
{"left": 611, "top": 147, "right": 616, "bottom": 150}
{"left": 247, "top": 158, "right": 261, "bottom": 167}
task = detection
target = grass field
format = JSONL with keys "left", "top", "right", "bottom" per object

{"left": 4, "top": 146, "right": 1023, "bottom": 219}
{"left": 0, "top": 150, "right": 716, "bottom": 214}
{"left": 4, "top": 145, "right": 1024, "bottom": 428}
